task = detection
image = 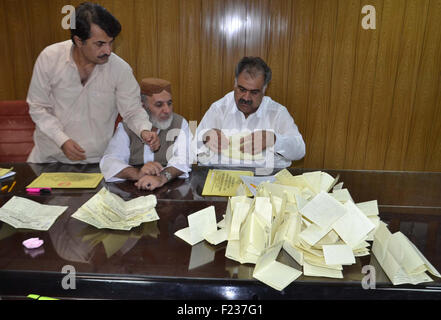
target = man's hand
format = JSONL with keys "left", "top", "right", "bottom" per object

{"left": 61, "top": 139, "right": 86, "bottom": 161}
{"left": 203, "top": 129, "right": 229, "bottom": 154}
{"left": 240, "top": 130, "right": 276, "bottom": 155}
{"left": 134, "top": 174, "right": 167, "bottom": 191}
{"left": 140, "top": 161, "right": 163, "bottom": 176}
{"left": 141, "top": 130, "right": 160, "bottom": 152}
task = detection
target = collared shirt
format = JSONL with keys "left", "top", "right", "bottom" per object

{"left": 27, "top": 40, "right": 152, "bottom": 163}
{"left": 195, "top": 91, "right": 305, "bottom": 169}
{"left": 100, "top": 119, "right": 193, "bottom": 182}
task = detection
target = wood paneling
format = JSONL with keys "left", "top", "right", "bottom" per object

{"left": 0, "top": 0, "right": 440, "bottom": 171}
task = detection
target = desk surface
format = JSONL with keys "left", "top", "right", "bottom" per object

{"left": 0, "top": 163, "right": 441, "bottom": 299}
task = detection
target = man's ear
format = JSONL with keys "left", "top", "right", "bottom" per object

{"left": 73, "top": 35, "right": 84, "bottom": 47}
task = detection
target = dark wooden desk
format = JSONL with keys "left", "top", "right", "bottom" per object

{"left": 0, "top": 163, "right": 440, "bottom": 299}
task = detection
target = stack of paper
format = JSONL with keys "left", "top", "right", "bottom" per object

{"left": 0, "top": 196, "right": 67, "bottom": 231}
{"left": 372, "top": 222, "right": 441, "bottom": 285}
{"left": 72, "top": 187, "right": 159, "bottom": 230}
{"left": 221, "top": 132, "right": 264, "bottom": 161}
{"left": 0, "top": 167, "right": 15, "bottom": 180}
{"left": 175, "top": 169, "right": 441, "bottom": 291}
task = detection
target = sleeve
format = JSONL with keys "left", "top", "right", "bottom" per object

{"left": 166, "top": 119, "right": 193, "bottom": 179}
{"left": 114, "top": 64, "right": 152, "bottom": 137}
{"left": 194, "top": 103, "right": 223, "bottom": 155}
{"left": 99, "top": 123, "right": 132, "bottom": 182}
{"left": 27, "top": 51, "right": 70, "bottom": 148}
{"left": 273, "top": 107, "right": 306, "bottom": 161}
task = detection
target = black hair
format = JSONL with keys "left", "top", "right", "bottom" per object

{"left": 71, "top": 2, "right": 121, "bottom": 44}
{"left": 234, "top": 56, "right": 272, "bottom": 86}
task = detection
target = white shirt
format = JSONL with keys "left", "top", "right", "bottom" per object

{"left": 195, "top": 91, "right": 305, "bottom": 169}
{"left": 27, "top": 40, "right": 152, "bottom": 163}
{"left": 100, "top": 119, "right": 193, "bottom": 182}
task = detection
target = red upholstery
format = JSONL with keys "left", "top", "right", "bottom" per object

{"left": 0, "top": 101, "right": 35, "bottom": 162}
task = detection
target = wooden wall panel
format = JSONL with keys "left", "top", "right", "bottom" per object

{"left": 179, "top": 0, "right": 201, "bottom": 121}
{"left": 132, "top": 0, "right": 159, "bottom": 79}
{"left": 265, "top": 0, "right": 292, "bottom": 113}
{"left": 304, "top": 0, "right": 338, "bottom": 169}
{"left": 344, "top": 0, "right": 383, "bottom": 169}
{"left": 286, "top": 0, "right": 315, "bottom": 168}
{"left": 383, "top": 0, "right": 429, "bottom": 170}
{"left": 404, "top": 0, "right": 441, "bottom": 171}
{"left": 364, "top": 0, "right": 406, "bottom": 170}
{"left": 0, "top": 0, "right": 440, "bottom": 171}
{"left": 323, "top": 0, "right": 360, "bottom": 169}
{"left": 0, "top": 0, "right": 15, "bottom": 99}
{"left": 200, "top": 0, "right": 224, "bottom": 115}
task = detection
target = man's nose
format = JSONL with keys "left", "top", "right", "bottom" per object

{"left": 103, "top": 43, "right": 112, "bottom": 55}
{"left": 162, "top": 104, "right": 172, "bottom": 115}
{"left": 242, "top": 90, "right": 252, "bottom": 101}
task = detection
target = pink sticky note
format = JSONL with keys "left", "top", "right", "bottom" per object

{"left": 22, "top": 238, "right": 44, "bottom": 249}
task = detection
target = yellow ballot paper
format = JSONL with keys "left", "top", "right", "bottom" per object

{"left": 0, "top": 167, "right": 13, "bottom": 177}
{"left": 27, "top": 172, "right": 104, "bottom": 188}
{"left": 202, "top": 169, "right": 253, "bottom": 197}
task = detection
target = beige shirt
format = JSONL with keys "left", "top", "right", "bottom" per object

{"left": 27, "top": 40, "right": 152, "bottom": 163}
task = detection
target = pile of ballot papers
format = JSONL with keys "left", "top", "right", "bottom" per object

{"left": 72, "top": 187, "right": 159, "bottom": 230}
{"left": 175, "top": 169, "right": 440, "bottom": 291}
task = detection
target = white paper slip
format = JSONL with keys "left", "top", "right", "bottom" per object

{"left": 175, "top": 227, "right": 201, "bottom": 246}
{"left": 187, "top": 206, "right": 218, "bottom": 244}
{"left": 303, "top": 261, "right": 343, "bottom": 279}
{"left": 322, "top": 244, "right": 356, "bottom": 266}
{"left": 0, "top": 196, "right": 67, "bottom": 231}
{"left": 205, "top": 228, "right": 228, "bottom": 245}
{"left": 253, "top": 243, "right": 302, "bottom": 291}
{"left": 300, "top": 191, "right": 347, "bottom": 229}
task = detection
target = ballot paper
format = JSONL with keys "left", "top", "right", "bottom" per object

{"left": 72, "top": 187, "right": 158, "bottom": 230}
{"left": 253, "top": 242, "right": 302, "bottom": 291}
{"left": 27, "top": 172, "right": 103, "bottom": 188}
{"left": 0, "top": 196, "right": 67, "bottom": 231}
{"left": 202, "top": 169, "right": 253, "bottom": 197}
{"left": 0, "top": 167, "right": 15, "bottom": 180}
{"left": 221, "top": 132, "right": 264, "bottom": 161}
{"left": 372, "top": 222, "right": 441, "bottom": 285}
{"left": 174, "top": 206, "right": 219, "bottom": 245}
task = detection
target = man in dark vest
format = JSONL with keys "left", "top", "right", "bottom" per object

{"left": 100, "top": 78, "right": 192, "bottom": 191}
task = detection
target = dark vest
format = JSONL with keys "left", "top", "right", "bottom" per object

{"left": 122, "top": 113, "right": 184, "bottom": 166}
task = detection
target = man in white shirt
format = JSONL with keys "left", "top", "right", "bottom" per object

{"left": 100, "top": 78, "right": 192, "bottom": 191}
{"left": 27, "top": 2, "right": 159, "bottom": 164}
{"left": 196, "top": 56, "right": 305, "bottom": 170}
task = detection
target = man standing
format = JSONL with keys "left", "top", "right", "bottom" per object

{"left": 196, "top": 56, "right": 305, "bottom": 169}
{"left": 27, "top": 2, "right": 158, "bottom": 163}
{"left": 100, "top": 78, "right": 192, "bottom": 191}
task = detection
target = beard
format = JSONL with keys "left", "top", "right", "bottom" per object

{"left": 147, "top": 109, "right": 174, "bottom": 130}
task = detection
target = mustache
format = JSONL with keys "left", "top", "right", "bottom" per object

{"left": 239, "top": 98, "right": 252, "bottom": 105}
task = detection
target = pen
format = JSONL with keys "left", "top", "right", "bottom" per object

{"left": 1, "top": 185, "right": 7, "bottom": 192}
{"left": 26, "top": 187, "right": 52, "bottom": 194}
{"left": 7, "top": 181, "right": 16, "bottom": 192}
